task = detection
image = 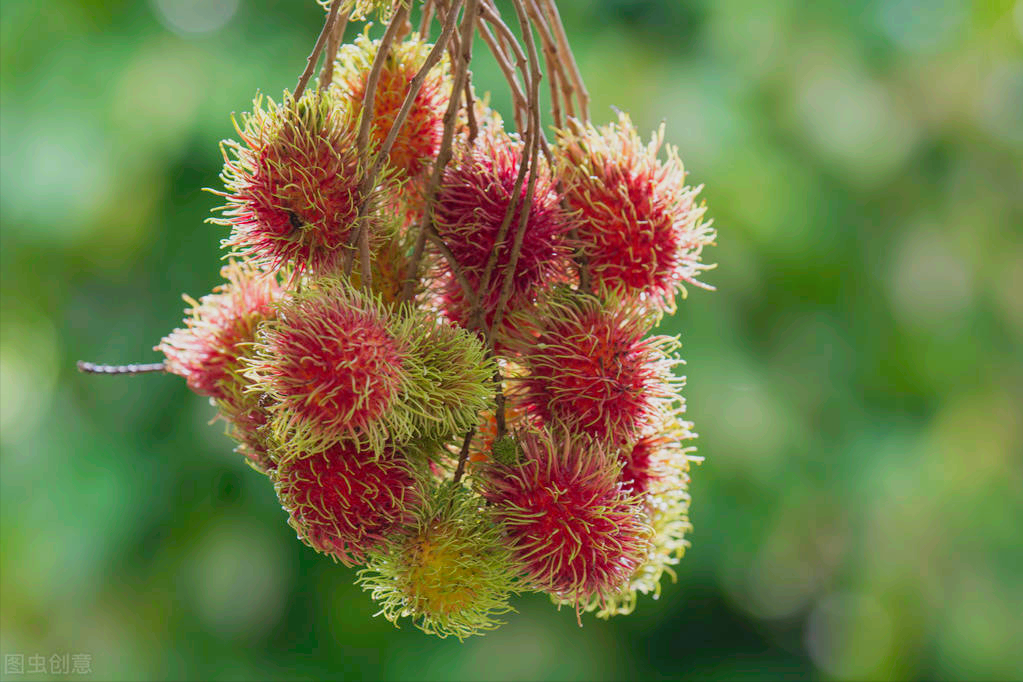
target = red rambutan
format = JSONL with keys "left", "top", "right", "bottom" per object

{"left": 478, "top": 428, "right": 652, "bottom": 612}
{"left": 245, "top": 279, "right": 408, "bottom": 454}
{"left": 156, "top": 260, "right": 282, "bottom": 399}
{"left": 510, "top": 294, "right": 683, "bottom": 443}
{"left": 212, "top": 91, "right": 383, "bottom": 275}
{"left": 556, "top": 111, "right": 716, "bottom": 310}
{"left": 335, "top": 34, "right": 450, "bottom": 183}
{"left": 432, "top": 126, "right": 574, "bottom": 335}
{"left": 274, "top": 442, "right": 422, "bottom": 566}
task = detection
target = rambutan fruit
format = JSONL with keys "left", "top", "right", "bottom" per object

{"left": 432, "top": 126, "right": 574, "bottom": 336}
{"left": 212, "top": 91, "right": 386, "bottom": 275}
{"left": 510, "top": 293, "right": 683, "bottom": 443}
{"left": 245, "top": 279, "right": 411, "bottom": 455}
{"left": 555, "top": 111, "right": 716, "bottom": 311}
{"left": 273, "top": 442, "right": 423, "bottom": 566}
{"left": 246, "top": 278, "right": 494, "bottom": 456}
{"left": 334, "top": 33, "right": 450, "bottom": 184}
{"left": 478, "top": 428, "right": 653, "bottom": 613}
{"left": 594, "top": 416, "right": 700, "bottom": 618}
{"left": 156, "top": 260, "right": 282, "bottom": 400}
{"left": 358, "top": 486, "right": 521, "bottom": 640}
{"left": 214, "top": 374, "right": 278, "bottom": 473}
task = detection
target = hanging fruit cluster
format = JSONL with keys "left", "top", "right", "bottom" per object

{"left": 81, "top": 0, "right": 716, "bottom": 639}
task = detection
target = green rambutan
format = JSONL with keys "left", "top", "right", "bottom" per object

{"left": 357, "top": 486, "right": 521, "bottom": 640}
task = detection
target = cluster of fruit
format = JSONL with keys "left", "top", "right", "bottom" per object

{"left": 141, "top": 4, "right": 715, "bottom": 639}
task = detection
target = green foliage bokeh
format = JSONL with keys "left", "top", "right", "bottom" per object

{"left": 2, "top": 1, "right": 1021, "bottom": 680}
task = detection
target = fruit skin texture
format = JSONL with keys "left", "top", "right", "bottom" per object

{"left": 245, "top": 278, "right": 495, "bottom": 457}
{"left": 432, "top": 126, "right": 574, "bottom": 337}
{"left": 594, "top": 415, "right": 699, "bottom": 618}
{"left": 274, "top": 442, "right": 422, "bottom": 566}
{"left": 556, "top": 111, "right": 716, "bottom": 311}
{"left": 156, "top": 260, "right": 282, "bottom": 400}
{"left": 478, "top": 428, "right": 653, "bottom": 614}
{"left": 511, "top": 293, "right": 683, "bottom": 443}
{"left": 213, "top": 91, "right": 384, "bottom": 276}
{"left": 245, "top": 279, "right": 410, "bottom": 456}
{"left": 357, "top": 486, "right": 521, "bottom": 640}
{"left": 334, "top": 33, "right": 450, "bottom": 184}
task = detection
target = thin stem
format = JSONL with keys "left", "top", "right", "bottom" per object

{"left": 317, "top": 9, "right": 350, "bottom": 92}
{"left": 419, "top": 0, "right": 435, "bottom": 39}
{"left": 451, "top": 427, "right": 476, "bottom": 484}
{"left": 356, "top": 3, "right": 412, "bottom": 157}
{"left": 369, "top": 0, "right": 464, "bottom": 183}
{"left": 488, "top": 0, "right": 542, "bottom": 340}
{"left": 77, "top": 361, "right": 166, "bottom": 375}
{"left": 476, "top": 19, "right": 527, "bottom": 132}
{"left": 295, "top": 0, "right": 344, "bottom": 100}
{"left": 540, "top": 0, "right": 588, "bottom": 121}
{"left": 400, "top": 0, "right": 480, "bottom": 305}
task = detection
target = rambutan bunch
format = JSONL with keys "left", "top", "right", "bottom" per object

{"left": 83, "top": 0, "right": 718, "bottom": 640}
{"left": 212, "top": 91, "right": 389, "bottom": 275}
{"left": 556, "top": 111, "right": 717, "bottom": 311}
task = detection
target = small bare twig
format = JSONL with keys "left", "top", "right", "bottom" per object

{"left": 295, "top": 0, "right": 345, "bottom": 100}
{"left": 400, "top": 0, "right": 480, "bottom": 305}
{"left": 77, "top": 361, "right": 166, "bottom": 375}
{"left": 451, "top": 427, "right": 476, "bottom": 484}
{"left": 317, "top": 9, "right": 349, "bottom": 91}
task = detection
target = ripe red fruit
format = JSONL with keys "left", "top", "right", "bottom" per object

{"left": 274, "top": 443, "right": 422, "bottom": 566}
{"left": 246, "top": 280, "right": 407, "bottom": 454}
{"left": 512, "top": 294, "right": 682, "bottom": 443}
{"left": 479, "top": 428, "right": 652, "bottom": 612}
{"left": 335, "top": 35, "right": 450, "bottom": 183}
{"left": 213, "top": 92, "right": 378, "bottom": 275}
{"left": 556, "top": 112, "right": 716, "bottom": 310}
{"left": 156, "top": 260, "right": 282, "bottom": 400}
{"left": 433, "top": 126, "right": 573, "bottom": 335}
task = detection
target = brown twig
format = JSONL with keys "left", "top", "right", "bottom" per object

{"left": 451, "top": 427, "right": 476, "bottom": 484}
{"left": 419, "top": 0, "right": 435, "bottom": 39}
{"left": 488, "top": 0, "right": 542, "bottom": 340}
{"left": 400, "top": 0, "right": 480, "bottom": 305}
{"left": 295, "top": 0, "right": 345, "bottom": 100}
{"left": 77, "top": 361, "right": 166, "bottom": 375}
{"left": 356, "top": 4, "right": 412, "bottom": 157}
{"left": 540, "top": 0, "right": 588, "bottom": 121}
{"left": 317, "top": 9, "right": 350, "bottom": 91}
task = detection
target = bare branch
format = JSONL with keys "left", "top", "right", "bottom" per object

{"left": 295, "top": 0, "right": 345, "bottom": 100}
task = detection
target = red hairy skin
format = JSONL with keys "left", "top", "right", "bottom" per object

{"left": 512, "top": 295, "right": 682, "bottom": 443}
{"left": 275, "top": 443, "right": 422, "bottom": 566}
{"left": 433, "top": 128, "right": 574, "bottom": 335}
{"left": 556, "top": 112, "right": 715, "bottom": 310}
{"left": 247, "top": 284, "right": 406, "bottom": 453}
{"left": 215, "top": 93, "right": 375, "bottom": 276}
{"left": 478, "top": 429, "right": 652, "bottom": 613}
{"left": 157, "top": 260, "right": 282, "bottom": 400}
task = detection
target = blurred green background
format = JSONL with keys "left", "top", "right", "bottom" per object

{"left": 2, "top": 0, "right": 1022, "bottom": 680}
